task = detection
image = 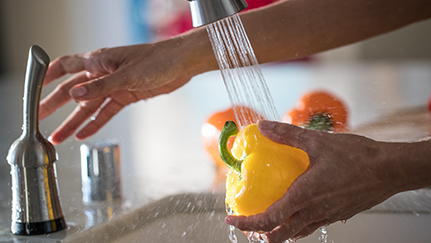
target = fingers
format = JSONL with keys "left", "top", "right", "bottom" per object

{"left": 49, "top": 99, "right": 105, "bottom": 144}
{"left": 264, "top": 217, "right": 329, "bottom": 243}
{"left": 258, "top": 120, "right": 325, "bottom": 153}
{"left": 69, "top": 71, "right": 131, "bottom": 101}
{"left": 258, "top": 120, "right": 307, "bottom": 147}
{"left": 40, "top": 71, "right": 89, "bottom": 120}
{"left": 225, "top": 192, "right": 297, "bottom": 232}
{"left": 225, "top": 211, "right": 282, "bottom": 233}
{"left": 44, "top": 48, "right": 119, "bottom": 87}
{"left": 44, "top": 54, "right": 87, "bottom": 86}
{"left": 49, "top": 97, "right": 128, "bottom": 144}
{"left": 75, "top": 98, "right": 125, "bottom": 140}
{"left": 226, "top": 205, "right": 327, "bottom": 243}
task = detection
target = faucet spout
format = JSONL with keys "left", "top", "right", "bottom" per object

{"left": 186, "top": 0, "right": 248, "bottom": 27}
{"left": 7, "top": 45, "right": 66, "bottom": 235}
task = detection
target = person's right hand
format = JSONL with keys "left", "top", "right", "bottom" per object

{"left": 225, "top": 120, "right": 431, "bottom": 242}
{"left": 40, "top": 35, "right": 214, "bottom": 144}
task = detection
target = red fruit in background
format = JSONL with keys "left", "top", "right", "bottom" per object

{"left": 284, "top": 91, "right": 348, "bottom": 132}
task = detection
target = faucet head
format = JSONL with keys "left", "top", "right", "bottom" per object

{"left": 186, "top": 0, "right": 248, "bottom": 27}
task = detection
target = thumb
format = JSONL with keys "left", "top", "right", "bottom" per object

{"left": 258, "top": 120, "right": 312, "bottom": 150}
{"left": 69, "top": 72, "right": 130, "bottom": 101}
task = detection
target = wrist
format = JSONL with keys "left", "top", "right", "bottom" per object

{"left": 379, "top": 140, "right": 431, "bottom": 193}
{"left": 172, "top": 27, "right": 218, "bottom": 76}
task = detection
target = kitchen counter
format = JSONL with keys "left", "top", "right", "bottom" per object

{"left": 0, "top": 61, "right": 430, "bottom": 242}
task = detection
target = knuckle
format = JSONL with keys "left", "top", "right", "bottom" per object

{"left": 259, "top": 213, "right": 285, "bottom": 232}
{"left": 85, "top": 48, "right": 113, "bottom": 74}
{"left": 261, "top": 221, "right": 279, "bottom": 232}
{"left": 89, "top": 119, "right": 102, "bottom": 129}
{"left": 57, "top": 55, "right": 71, "bottom": 64}
{"left": 102, "top": 104, "right": 121, "bottom": 120}
{"left": 39, "top": 101, "right": 53, "bottom": 114}
{"left": 301, "top": 131, "right": 325, "bottom": 152}
{"left": 78, "top": 103, "right": 96, "bottom": 117}
{"left": 91, "top": 79, "right": 105, "bottom": 92}
{"left": 55, "top": 83, "right": 72, "bottom": 98}
{"left": 88, "top": 48, "right": 107, "bottom": 58}
{"left": 101, "top": 59, "right": 118, "bottom": 73}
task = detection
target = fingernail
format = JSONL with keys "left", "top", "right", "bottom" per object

{"left": 70, "top": 86, "right": 87, "bottom": 98}
{"left": 225, "top": 216, "right": 232, "bottom": 224}
{"left": 258, "top": 120, "right": 276, "bottom": 130}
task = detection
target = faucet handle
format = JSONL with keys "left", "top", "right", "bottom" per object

{"left": 7, "top": 45, "right": 66, "bottom": 235}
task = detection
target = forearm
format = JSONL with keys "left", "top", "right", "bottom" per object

{"left": 239, "top": 0, "right": 431, "bottom": 63}
{"left": 176, "top": 0, "right": 431, "bottom": 74}
{"left": 382, "top": 140, "right": 431, "bottom": 193}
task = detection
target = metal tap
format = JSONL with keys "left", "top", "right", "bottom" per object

{"left": 186, "top": 0, "right": 248, "bottom": 27}
{"left": 7, "top": 45, "right": 66, "bottom": 235}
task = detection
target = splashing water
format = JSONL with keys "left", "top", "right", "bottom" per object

{"left": 206, "top": 14, "right": 279, "bottom": 129}
{"left": 226, "top": 206, "right": 268, "bottom": 243}
{"left": 319, "top": 227, "right": 334, "bottom": 243}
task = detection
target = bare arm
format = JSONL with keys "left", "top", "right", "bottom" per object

{"left": 238, "top": 0, "right": 431, "bottom": 63}
{"left": 40, "top": 0, "right": 431, "bottom": 143}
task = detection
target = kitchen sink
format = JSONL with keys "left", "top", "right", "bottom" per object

{"left": 60, "top": 190, "right": 431, "bottom": 243}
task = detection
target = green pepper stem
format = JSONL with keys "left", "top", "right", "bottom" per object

{"left": 218, "top": 121, "right": 243, "bottom": 175}
{"left": 305, "top": 113, "right": 333, "bottom": 131}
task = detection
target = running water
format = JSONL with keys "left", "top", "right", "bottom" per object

{"left": 319, "top": 227, "right": 334, "bottom": 243}
{"left": 206, "top": 14, "right": 330, "bottom": 243}
{"left": 206, "top": 14, "right": 279, "bottom": 128}
{"left": 206, "top": 13, "right": 278, "bottom": 243}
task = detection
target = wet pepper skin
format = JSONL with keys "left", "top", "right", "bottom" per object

{"left": 219, "top": 121, "right": 309, "bottom": 216}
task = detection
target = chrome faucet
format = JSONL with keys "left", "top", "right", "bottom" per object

{"left": 7, "top": 45, "right": 66, "bottom": 235}
{"left": 186, "top": 0, "right": 248, "bottom": 27}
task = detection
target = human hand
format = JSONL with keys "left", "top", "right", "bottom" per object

{"left": 40, "top": 36, "right": 212, "bottom": 144}
{"left": 225, "top": 120, "right": 400, "bottom": 243}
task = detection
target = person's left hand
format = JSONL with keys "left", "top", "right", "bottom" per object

{"left": 39, "top": 37, "right": 210, "bottom": 144}
{"left": 225, "top": 120, "right": 401, "bottom": 243}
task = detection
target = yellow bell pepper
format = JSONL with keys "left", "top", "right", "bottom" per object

{"left": 219, "top": 121, "right": 309, "bottom": 216}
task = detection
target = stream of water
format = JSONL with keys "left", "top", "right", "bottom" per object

{"left": 206, "top": 13, "right": 279, "bottom": 243}
{"left": 205, "top": 13, "right": 332, "bottom": 243}
{"left": 206, "top": 14, "right": 278, "bottom": 243}
{"left": 206, "top": 14, "right": 279, "bottom": 128}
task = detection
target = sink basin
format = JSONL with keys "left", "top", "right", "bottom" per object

{"left": 63, "top": 193, "right": 248, "bottom": 243}
{"left": 60, "top": 191, "right": 431, "bottom": 243}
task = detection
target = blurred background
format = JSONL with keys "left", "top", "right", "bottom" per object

{"left": 0, "top": 0, "right": 430, "bottom": 229}
{"left": 1, "top": 0, "right": 431, "bottom": 73}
